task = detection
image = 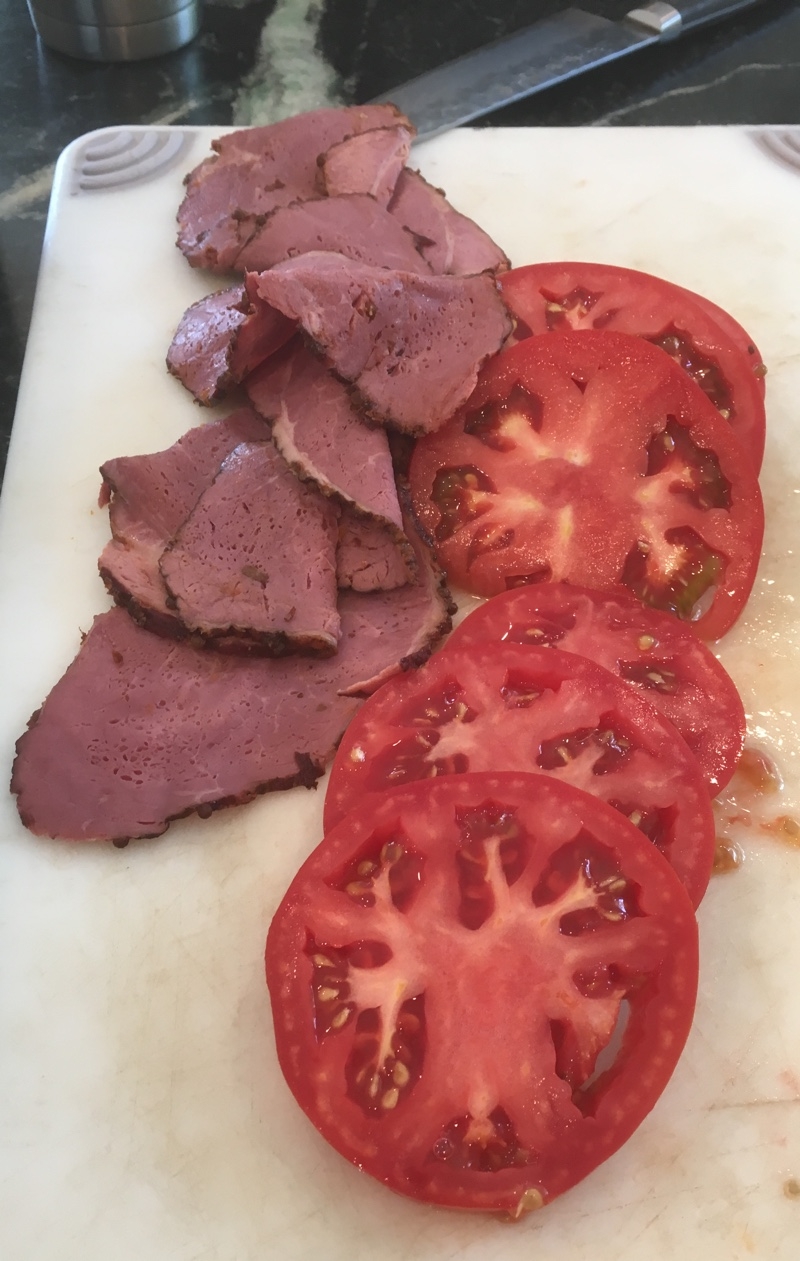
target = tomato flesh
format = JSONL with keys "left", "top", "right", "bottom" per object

{"left": 447, "top": 583, "right": 745, "bottom": 794}
{"left": 408, "top": 330, "right": 764, "bottom": 640}
{"left": 324, "top": 641, "right": 715, "bottom": 906}
{"left": 498, "top": 261, "right": 766, "bottom": 468}
{"left": 267, "top": 773, "right": 699, "bottom": 1215}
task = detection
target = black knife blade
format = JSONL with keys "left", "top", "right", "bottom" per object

{"left": 369, "top": 0, "right": 765, "bottom": 139}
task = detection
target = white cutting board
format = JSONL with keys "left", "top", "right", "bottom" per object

{"left": 1, "top": 125, "right": 800, "bottom": 1260}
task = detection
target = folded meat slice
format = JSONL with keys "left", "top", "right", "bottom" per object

{"left": 166, "top": 277, "right": 295, "bottom": 405}
{"left": 177, "top": 104, "right": 410, "bottom": 272}
{"left": 98, "top": 408, "right": 269, "bottom": 635}
{"left": 11, "top": 542, "right": 454, "bottom": 841}
{"left": 388, "top": 168, "right": 510, "bottom": 276}
{"left": 254, "top": 254, "right": 514, "bottom": 435}
{"left": 320, "top": 124, "right": 413, "bottom": 204}
{"left": 236, "top": 195, "right": 430, "bottom": 275}
{"left": 160, "top": 440, "right": 341, "bottom": 655}
{"left": 246, "top": 339, "right": 415, "bottom": 589}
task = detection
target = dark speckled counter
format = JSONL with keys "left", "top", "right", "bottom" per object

{"left": 2, "top": 0, "right": 800, "bottom": 485}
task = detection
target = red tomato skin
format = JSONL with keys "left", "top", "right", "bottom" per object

{"left": 447, "top": 582, "right": 745, "bottom": 795}
{"left": 499, "top": 261, "right": 766, "bottom": 468}
{"left": 408, "top": 330, "right": 764, "bottom": 641}
{"left": 324, "top": 640, "right": 716, "bottom": 907}
{"left": 267, "top": 773, "right": 699, "bottom": 1216}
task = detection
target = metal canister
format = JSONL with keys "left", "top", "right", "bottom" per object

{"left": 26, "top": 0, "right": 202, "bottom": 61}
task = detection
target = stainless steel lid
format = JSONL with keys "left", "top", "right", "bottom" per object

{"left": 26, "top": 0, "right": 201, "bottom": 61}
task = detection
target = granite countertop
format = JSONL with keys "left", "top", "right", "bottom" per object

{"left": 2, "top": 0, "right": 800, "bottom": 486}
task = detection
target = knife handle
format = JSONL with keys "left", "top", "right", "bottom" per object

{"left": 626, "top": 0, "right": 765, "bottom": 38}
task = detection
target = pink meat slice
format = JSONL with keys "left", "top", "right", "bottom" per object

{"left": 98, "top": 408, "right": 269, "bottom": 634}
{"left": 246, "top": 338, "right": 403, "bottom": 528}
{"left": 160, "top": 441, "right": 340, "bottom": 654}
{"left": 246, "top": 341, "right": 415, "bottom": 592}
{"left": 177, "top": 104, "right": 410, "bottom": 272}
{"left": 337, "top": 508, "right": 412, "bottom": 593}
{"left": 11, "top": 543, "right": 454, "bottom": 841}
{"left": 236, "top": 195, "right": 430, "bottom": 275}
{"left": 337, "top": 515, "right": 455, "bottom": 696}
{"left": 254, "top": 253, "right": 514, "bottom": 434}
{"left": 320, "top": 125, "right": 413, "bottom": 205}
{"left": 388, "top": 168, "right": 510, "bottom": 276}
{"left": 166, "top": 278, "right": 294, "bottom": 405}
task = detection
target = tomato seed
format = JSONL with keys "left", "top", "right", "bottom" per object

{"left": 393, "top": 1062, "right": 410, "bottom": 1086}
{"left": 512, "top": 1188, "right": 545, "bottom": 1217}
{"left": 381, "top": 1088, "right": 400, "bottom": 1110}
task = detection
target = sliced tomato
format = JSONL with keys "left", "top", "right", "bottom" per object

{"left": 408, "top": 330, "right": 764, "bottom": 640}
{"left": 268, "top": 772, "right": 699, "bottom": 1216}
{"left": 499, "top": 261, "right": 766, "bottom": 468}
{"left": 324, "top": 641, "right": 715, "bottom": 906}
{"left": 447, "top": 583, "right": 745, "bottom": 795}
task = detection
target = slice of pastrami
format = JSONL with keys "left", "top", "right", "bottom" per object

{"left": 388, "top": 167, "right": 510, "bottom": 276}
{"left": 160, "top": 441, "right": 341, "bottom": 655}
{"left": 236, "top": 195, "right": 430, "bottom": 275}
{"left": 337, "top": 507, "right": 412, "bottom": 593}
{"left": 98, "top": 408, "right": 269, "bottom": 634}
{"left": 177, "top": 105, "right": 410, "bottom": 272}
{"left": 166, "top": 278, "right": 294, "bottom": 405}
{"left": 320, "top": 124, "right": 413, "bottom": 205}
{"left": 254, "top": 253, "right": 513, "bottom": 435}
{"left": 11, "top": 537, "right": 454, "bottom": 842}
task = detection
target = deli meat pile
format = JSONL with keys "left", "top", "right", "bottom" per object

{"left": 11, "top": 103, "right": 513, "bottom": 843}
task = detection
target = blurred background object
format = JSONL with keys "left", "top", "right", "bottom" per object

{"left": 25, "top": 0, "right": 202, "bottom": 62}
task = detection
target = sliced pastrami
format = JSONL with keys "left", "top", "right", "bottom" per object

{"left": 177, "top": 153, "right": 287, "bottom": 273}
{"left": 337, "top": 514, "right": 456, "bottom": 696}
{"left": 246, "top": 340, "right": 416, "bottom": 591}
{"left": 208, "top": 105, "right": 408, "bottom": 165}
{"left": 254, "top": 253, "right": 514, "bottom": 434}
{"left": 98, "top": 408, "right": 269, "bottom": 633}
{"left": 236, "top": 195, "right": 430, "bottom": 275}
{"left": 246, "top": 339, "right": 403, "bottom": 527}
{"left": 166, "top": 278, "right": 295, "bottom": 405}
{"left": 320, "top": 124, "right": 413, "bottom": 205}
{"left": 11, "top": 552, "right": 453, "bottom": 841}
{"left": 177, "top": 105, "right": 410, "bottom": 272}
{"left": 337, "top": 507, "right": 412, "bottom": 593}
{"left": 160, "top": 441, "right": 341, "bottom": 655}
{"left": 388, "top": 168, "right": 510, "bottom": 276}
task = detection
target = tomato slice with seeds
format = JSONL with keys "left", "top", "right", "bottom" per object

{"left": 498, "top": 262, "right": 766, "bottom": 468}
{"left": 324, "top": 641, "right": 715, "bottom": 906}
{"left": 268, "top": 772, "right": 699, "bottom": 1216}
{"left": 447, "top": 583, "right": 745, "bottom": 795}
{"left": 408, "top": 330, "right": 764, "bottom": 640}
